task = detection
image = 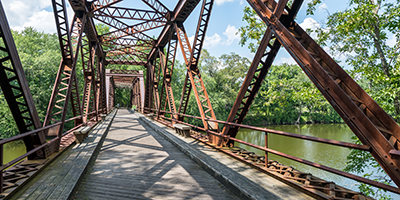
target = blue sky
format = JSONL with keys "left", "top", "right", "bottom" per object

{"left": 2, "top": 0, "right": 350, "bottom": 66}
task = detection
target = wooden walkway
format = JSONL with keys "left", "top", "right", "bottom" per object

{"left": 73, "top": 109, "right": 240, "bottom": 200}
{"left": 8, "top": 110, "right": 116, "bottom": 200}
{"left": 7, "top": 109, "right": 313, "bottom": 200}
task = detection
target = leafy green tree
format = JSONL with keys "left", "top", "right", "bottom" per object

{"left": 307, "top": 1, "right": 399, "bottom": 198}
{"left": 238, "top": 2, "right": 398, "bottom": 198}
{"left": 308, "top": 0, "right": 400, "bottom": 121}
{"left": 0, "top": 27, "right": 60, "bottom": 139}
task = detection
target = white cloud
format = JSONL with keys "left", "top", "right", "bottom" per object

{"left": 189, "top": 25, "right": 240, "bottom": 49}
{"left": 3, "top": 0, "right": 74, "bottom": 33}
{"left": 12, "top": 10, "right": 56, "bottom": 33}
{"left": 203, "top": 33, "right": 222, "bottom": 48}
{"left": 187, "top": 33, "right": 222, "bottom": 49}
{"left": 276, "top": 56, "right": 297, "bottom": 65}
{"left": 318, "top": 3, "right": 328, "bottom": 12}
{"left": 223, "top": 25, "right": 240, "bottom": 45}
{"left": 387, "top": 34, "right": 397, "bottom": 48}
{"left": 299, "top": 17, "right": 320, "bottom": 30}
{"left": 215, "top": 0, "right": 235, "bottom": 5}
{"left": 299, "top": 17, "right": 320, "bottom": 39}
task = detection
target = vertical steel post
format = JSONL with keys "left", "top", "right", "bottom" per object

{"left": 265, "top": 132, "right": 268, "bottom": 168}
{"left": 0, "top": 142, "right": 3, "bottom": 193}
{"left": 139, "top": 71, "right": 145, "bottom": 113}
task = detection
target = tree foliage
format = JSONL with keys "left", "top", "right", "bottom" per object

{"left": 169, "top": 50, "right": 341, "bottom": 128}
{"left": 237, "top": 1, "right": 399, "bottom": 198}
{"left": 0, "top": 27, "right": 60, "bottom": 139}
{"left": 309, "top": 0, "right": 400, "bottom": 121}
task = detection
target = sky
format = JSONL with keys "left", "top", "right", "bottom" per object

{"left": 1, "top": 0, "right": 350, "bottom": 66}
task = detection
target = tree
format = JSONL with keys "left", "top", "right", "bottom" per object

{"left": 308, "top": 0, "right": 400, "bottom": 121}
{"left": 307, "top": 1, "right": 399, "bottom": 199}
{"left": 238, "top": 1, "right": 399, "bottom": 198}
{"left": 0, "top": 27, "right": 60, "bottom": 139}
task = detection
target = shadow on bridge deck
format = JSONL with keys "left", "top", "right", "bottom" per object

{"left": 8, "top": 109, "right": 314, "bottom": 200}
{"left": 73, "top": 109, "right": 240, "bottom": 200}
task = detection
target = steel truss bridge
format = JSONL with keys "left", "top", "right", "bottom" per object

{"left": 0, "top": 0, "right": 400, "bottom": 199}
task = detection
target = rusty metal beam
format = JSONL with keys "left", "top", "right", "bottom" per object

{"left": 94, "top": 11, "right": 154, "bottom": 43}
{"left": 248, "top": 0, "right": 400, "bottom": 188}
{"left": 156, "top": 28, "right": 178, "bottom": 121}
{"left": 0, "top": 2, "right": 47, "bottom": 159}
{"left": 175, "top": 0, "right": 218, "bottom": 142}
{"left": 45, "top": 1, "right": 86, "bottom": 151}
{"left": 105, "top": 60, "right": 147, "bottom": 65}
{"left": 90, "top": 0, "right": 123, "bottom": 12}
{"left": 106, "top": 52, "right": 147, "bottom": 65}
{"left": 147, "top": 0, "right": 201, "bottom": 60}
{"left": 222, "top": 0, "right": 299, "bottom": 146}
{"left": 94, "top": 6, "right": 167, "bottom": 22}
{"left": 103, "top": 21, "right": 165, "bottom": 42}
{"left": 141, "top": 0, "right": 170, "bottom": 18}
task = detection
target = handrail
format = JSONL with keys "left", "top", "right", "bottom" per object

{"left": 147, "top": 107, "right": 399, "bottom": 194}
{"left": 0, "top": 109, "right": 106, "bottom": 171}
{"left": 149, "top": 108, "right": 370, "bottom": 151}
{"left": 0, "top": 109, "right": 104, "bottom": 146}
{"left": 0, "top": 124, "right": 82, "bottom": 171}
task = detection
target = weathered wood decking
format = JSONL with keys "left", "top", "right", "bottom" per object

{"left": 8, "top": 110, "right": 116, "bottom": 200}
{"left": 7, "top": 109, "right": 314, "bottom": 200}
{"left": 73, "top": 109, "right": 240, "bottom": 200}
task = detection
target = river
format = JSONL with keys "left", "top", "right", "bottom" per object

{"left": 3, "top": 140, "right": 26, "bottom": 164}
{"left": 235, "top": 123, "right": 400, "bottom": 197}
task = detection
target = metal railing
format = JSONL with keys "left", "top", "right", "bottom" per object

{"left": 144, "top": 107, "right": 399, "bottom": 195}
{"left": 0, "top": 109, "right": 107, "bottom": 193}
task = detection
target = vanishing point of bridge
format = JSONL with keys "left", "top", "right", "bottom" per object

{"left": 1, "top": 0, "right": 400, "bottom": 199}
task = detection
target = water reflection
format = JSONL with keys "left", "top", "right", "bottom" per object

{"left": 235, "top": 124, "right": 358, "bottom": 189}
{"left": 3, "top": 140, "right": 26, "bottom": 164}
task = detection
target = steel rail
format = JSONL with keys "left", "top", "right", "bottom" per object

{"left": 0, "top": 108, "right": 108, "bottom": 174}
{"left": 147, "top": 107, "right": 399, "bottom": 194}
{"left": 148, "top": 108, "right": 370, "bottom": 151}
{"left": 0, "top": 124, "right": 83, "bottom": 172}
{"left": 0, "top": 110, "right": 103, "bottom": 146}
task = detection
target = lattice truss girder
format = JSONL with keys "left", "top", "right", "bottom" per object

{"left": 44, "top": 0, "right": 86, "bottom": 153}
{"left": 0, "top": 2, "right": 47, "bottom": 159}
{"left": 94, "top": 6, "right": 167, "bottom": 22}
{"left": 222, "top": 0, "right": 295, "bottom": 145}
{"left": 87, "top": 0, "right": 164, "bottom": 66}
{"left": 174, "top": 0, "right": 218, "bottom": 137}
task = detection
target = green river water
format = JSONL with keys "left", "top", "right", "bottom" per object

{"left": 4, "top": 140, "right": 26, "bottom": 164}
{"left": 235, "top": 123, "right": 358, "bottom": 189}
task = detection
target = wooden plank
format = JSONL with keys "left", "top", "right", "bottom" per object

{"left": 74, "top": 109, "right": 240, "bottom": 200}
{"left": 52, "top": 119, "right": 112, "bottom": 199}
{"left": 8, "top": 110, "right": 117, "bottom": 200}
